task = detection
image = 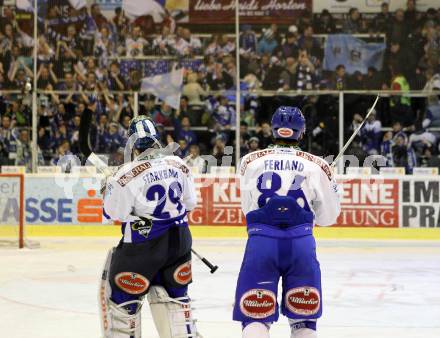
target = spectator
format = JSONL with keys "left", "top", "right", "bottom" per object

{"left": 0, "top": 115, "right": 17, "bottom": 164}
{"left": 212, "top": 96, "right": 235, "bottom": 128}
{"left": 388, "top": 9, "right": 409, "bottom": 46}
{"left": 248, "top": 137, "right": 260, "bottom": 153}
{"left": 374, "top": 2, "right": 392, "bottom": 33}
{"left": 392, "top": 133, "right": 417, "bottom": 173}
{"left": 331, "top": 64, "right": 347, "bottom": 90}
{"left": 408, "top": 126, "right": 437, "bottom": 157}
{"left": 262, "top": 56, "right": 284, "bottom": 90}
{"left": 420, "top": 148, "right": 440, "bottom": 170}
{"left": 112, "top": 7, "right": 129, "bottom": 35}
{"left": 153, "top": 26, "right": 176, "bottom": 55}
{"left": 314, "top": 10, "right": 336, "bottom": 34}
{"left": 276, "top": 31, "right": 299, "bottom": 60}
{"left": 279, "top": 57, "right": 297, "bottom": 90}
{"left": 184, "top": 144, "right": 206, "bottom": 173}
{"left": 256, "top": 122, "right": 273, "bottom": 149}
{"left": 102, "top": 122, "right": 125, "bottom": 153}
{"left": 294, "top": 49, "right": 316, "bottom": 90}
{"left": 15, "top": 128, "right": 31, "bottom": 170}
{"left": 91, "top": 4, "right": 109, "bottom": 31}
{"left": 212, "top": 135, "right": 233, "bottom": 167}
{"left": 257, "top": 28, "right": 278, "bottom": 55}
{"left": 108, "top": 62, "right": 125, "bottom": 91}
{"left": 405, "top": 0, "right": 419, "bottom": 28}
{"left": 298, "top": 25, "right": 321, "bottom": 59}
{"left": 174, "top": 28, "right": 202, "bottom": 56}
{"left": 94, "top": 26, "right": 115, "bottom": 58}
{"left": 37, "top": 64, "right": 57, "bottom": 89}
{"left": 361, "top": 110, "right": 382, "bottom": 155}
{"left": 126, "top": 25, "right": 148, "bottom": 57}
{"left": 207, "top": 63, "right": 233, "bottom": 90}
{"left": 175, "top": 116, "right": 197, "bottom": 146}
{"left": 342, "top": 8, "right": 362, "bottom": 33}
{"left": 240, "top": 25, "right": 257, "bottom": 54}
{"left": 153, "top": 102, "right": 173, "bottom": 126}
{"left": 182, "top": 72, "right": 207, "bottom": 106}
{"left": 423, "top": 80, "right": 440, "bottom": 132}
{"left": 389, "top": 66, "right": 413, "bottom": 126}
{"left": 175, "top": 139, "right": 189, "bottom": 158}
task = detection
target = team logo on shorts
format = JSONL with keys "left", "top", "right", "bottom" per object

{"left": 131, "top": 219, "right": 152, "bottom": 238}
{"left": 173, "top": 261, "right": 192, "bottom": 285}
{"left": 277, "top": 128, "right": 294, "bottom": 138}
{"left": 115, "top": 272, "right": 149, "bottom": 295}
{"left": 285, "top": 286, "right": 320, "bottom": 316}
{"left": 239, "top": 289, "right": 276, "bottom": 319}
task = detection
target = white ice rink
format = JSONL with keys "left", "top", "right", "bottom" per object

{"left": 1, "top": 237, "right": 440, "bottom": 338}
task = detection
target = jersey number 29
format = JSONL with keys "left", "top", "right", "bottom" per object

{"left": 146, "top": 182, "right": 183, "bottom": 219}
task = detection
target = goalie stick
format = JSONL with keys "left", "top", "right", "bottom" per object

{"left": 78, "top": 107, "right": 219, "bottom": 274}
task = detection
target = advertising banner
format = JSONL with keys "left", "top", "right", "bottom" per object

{"left": 189, "top": 0, "right": 312, "bottom": 24}
{"left": 313, "top": 0, "right": 440, "bottom": 13}
{"left": 0, "top": 174, "right": 439, "bottom": 228}
{"left": 25, "top": 176, "right": 103, "bottom": 225}
{"left": 401, "top": 177, "right": 440, "bottom": 228}
{"left": 337, "top": 178, "right": 399, "bottom": 227}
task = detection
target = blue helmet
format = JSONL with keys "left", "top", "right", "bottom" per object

{"left": 271, "top": 106, "right": 305, "bottom": 141}
{"left": 128, "top": 115, "right": 160, "bottom": 151}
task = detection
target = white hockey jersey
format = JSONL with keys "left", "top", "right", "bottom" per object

{"left": 103, "top": 155, "right": 197, "bottom": 228}
{"left": 240, "top": 147, "right": 341, "bottom": 226}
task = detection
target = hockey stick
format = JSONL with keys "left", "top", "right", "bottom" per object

{"left": 79, "top": 107, "right": 219, "bottom": 274}
{"left": 191, "top": 249, "right": 218, "bottom": 274}
{"left": 331, "top": 95, "right": 380, "bottom": 168}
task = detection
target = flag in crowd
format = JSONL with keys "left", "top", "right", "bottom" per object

{"left": 141, "top": 67, "right": 184, "bottom": 110}
{"left": 324, "top": 34, "right": 386, "bottom": 74}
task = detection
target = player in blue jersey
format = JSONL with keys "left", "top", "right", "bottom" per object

{"left": 233, "top": 106, "right": 341, "bottom": 338}
{"left": 99, "top": 116, "right": 199, "bottom": 338}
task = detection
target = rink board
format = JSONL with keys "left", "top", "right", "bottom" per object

{"left": 1, "top": 225, "right": 440, "bottom": 240}
{"left": 1, "top": 174, "right": 440, "bottom": 240}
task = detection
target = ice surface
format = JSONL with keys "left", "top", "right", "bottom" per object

{"left": 0, "top": 237, "right": 439, "bottom": 338}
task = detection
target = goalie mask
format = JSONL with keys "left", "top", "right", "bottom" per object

{"left": 128, "top": 116, "right": 160, "bottom": 152}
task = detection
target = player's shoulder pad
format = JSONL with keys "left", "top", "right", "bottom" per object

{"left": 295, "top": 150, "right": 333, "bottom": 181}
{"left": 163, "top": 155, "right": 191, "bottom": 175}
{"left": 114, "top": 160, "right": 152, "bottom": 187}
{"left": 240, "top": 148, "right": 276, "bottom": 175}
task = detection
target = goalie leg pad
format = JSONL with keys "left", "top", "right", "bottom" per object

{"left": 99, "top": 248, "right": 144, "bottom": 338}
{"left": 147, "top": 285, "right": 200, "bottom": 338}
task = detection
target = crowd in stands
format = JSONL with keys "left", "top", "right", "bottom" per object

{"left": 0, "top": 1, "right": 440, "bottom": 173}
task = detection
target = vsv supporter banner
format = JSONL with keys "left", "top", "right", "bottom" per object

{"left": 323, "top": 35, "right": 386, "bottom": 74}
{"left": 0, "top": 175, "right": 439, "bottom": 227}
{"left": 189, "top": 0, "right": 312, "bottom": 24}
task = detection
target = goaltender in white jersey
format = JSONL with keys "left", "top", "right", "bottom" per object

{"left": 104, "top": 155, "right": 197, "bottom": 242}
{"left": 100, "top": 116, "right": 200, "bottom": 338}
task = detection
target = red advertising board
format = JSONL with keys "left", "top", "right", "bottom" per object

{"left": 336, "top": 178, "right": 399, "bottom": 227}
{"left": 189, "top": 0, "right": 312, "bottom": 24}
{"left": 190, "top": 177, "right": 246, "bottom": 226}
{"left": 189, "top": 176, "right": 400, "bottom": 227}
